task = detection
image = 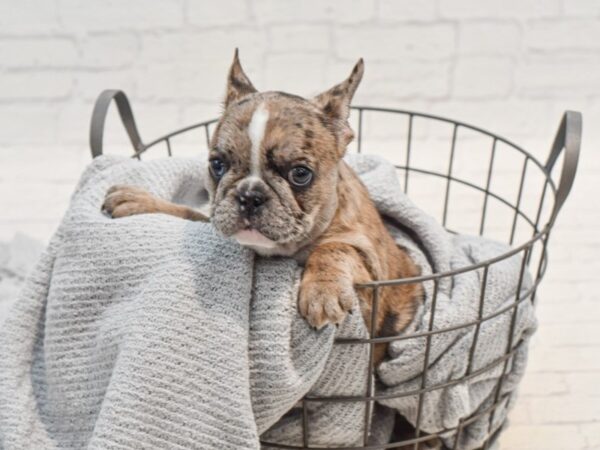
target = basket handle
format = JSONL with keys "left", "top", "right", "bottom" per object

{"left": 89, "top": 90, "right": 144, "bottom": 158}
{"left": 545, "top": 111, "right": 582, "bottom": 226}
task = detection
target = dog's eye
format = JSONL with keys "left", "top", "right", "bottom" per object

{"left": 209, "top": 158, "right": 227, "bottom": 179}
{"left": 288, "top": 166, "right": 313, "bottom": 187}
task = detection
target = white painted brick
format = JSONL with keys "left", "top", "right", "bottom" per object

{"left": 0, "top": 145, "right": 87, "bottom": 184}
{"left": 516, "top": 55, "right": 600, "bottom": 98}
{"left": 563, "top": 0, "right": 600, "bottom": 16}
{"left": 540, "top": 255, "right": 600, "bottom": 282}
{"left": 56, "top": 101, "right": 96, "bottom": 145}
{"left": 0, "top": 71, "right": 73, "bottom": 100}
{"left": 565, "top": 372, "right": 600, "bottom": 397}
{"left": 74, "top": 71, "right": 136, "bottom": 102}
{"left": 132, "top": 103, "right": 182, "bottom": 143}
{"left": 264, "top": 53, "right": 329, "bottom": 95}
{"left": 378, "top": 0, "right": 437, "bottom": 22}
{"left": 538, "top": 280, "right": 586, "bottom": 304}
{"left": 452, "top": 56, "right": 513, "bottom": 99}
{"left": 528, "top": 396, "right": 600, "bottom": 424}
{"left": 348, "top": 60, "right": 451, "bottom": 100}
{"left": 334, "top": 24, "right": 456, "bottom": 61}
{"left": 251, "top": 0, "right": 331, "bottom": 23}
{"left": 187, "top": 0, "right": 250, "bottom": 26}
{"left": 135, "top": 62, "right": 226, "bottom": 102}
{"left": 179, "top": 102, "right": 222, "bottom": 151}
{"left": 525, "top": 20, "right": 600, "bottom": 51}
{"left": 431, "top": 99, "right": 558, "bottom": 139}
{"left": 535, "top": 299, "right": 599, "bottom": 326}
{"left": 0, "top": 38, "right": 78, "bottom": 68}
{"left": 0, "top": 182, "right": 78, "bottom": 222}
{"left": 439, "top": 0, "right": 561, "bottom": 19}
{"left": 181, "top": 103, "right": 222, "bottom": 125}
{"left": 257, "top": 0, "right": 377, "bottom": 25}
{"left": 537, "top": 323, "right": 600, "bottom": 346}
{"left": 0, "top": 0, "right": 59, "bottom": 34}
{"left": 0, "top": 107, "right": 56, "bottom": 144}
{"left": 251, "top": 0, "right": 376, "bottom": 24}
{"left": 78, "top": 34, "right": 139, "bottom": 68}
{"left": 459, "top": 22, "right": 521, "bottom": 55}
{"left": 500, "top": 424, "right": 586, "bottom": 449}
{"left": 58, "top": 0, "right": 184, "bottom": 32}
{"left": 268, "top": 25, "right": 330, "bottom": 53}
{"left": 581, "top": 423, "right": 600, "bottom": 448}
{"left": 506, "top": 400, "right": 531, "bottom": 425}
{"left": 519, "top": 372, "right": 568, "bottom": 397}
{"left": 330, "top": 0, "right": 376, "bottom": 24}
{"left": 528, "top": 344, "right": 600, "bottom": 372}
{"left": 138, "top": 30, "right": 266, "bottom": 67}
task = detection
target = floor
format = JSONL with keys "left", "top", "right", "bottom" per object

{"left": 0, "top": 137, "right": 598, "bottom": 449}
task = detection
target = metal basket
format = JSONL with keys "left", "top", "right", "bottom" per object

{"left": 89, "top": 90, "right": 581, "bottom": 450}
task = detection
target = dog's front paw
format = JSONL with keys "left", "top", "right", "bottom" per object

{"left": 102, "top": 185, "right": 158, "bottom": 218}
{"left": 298, "top": 276, "right": 357, "bottom": 329}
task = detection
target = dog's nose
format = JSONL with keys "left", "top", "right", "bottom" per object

{"left": 236, "top": 190, "right": 267, "bottom": 216}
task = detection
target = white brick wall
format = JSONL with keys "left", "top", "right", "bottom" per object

{"left": 2, "top": 0, "right": 596, "bottom": 239}
{"left": 1, "top": 1, "right": 599, "bottom": 448}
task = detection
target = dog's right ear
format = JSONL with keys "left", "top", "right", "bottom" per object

{"left": 312, "top": 59, "right": 364, "bottom": 151}
{"left": 224, "top": 49, "right": 257, "bottom": 108}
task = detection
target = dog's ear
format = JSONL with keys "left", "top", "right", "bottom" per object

{"left": 224, "top": 49, "right": 257, "bottom": 108}
{"left": 312, "top": 58, "right": 364, "bottom": 148}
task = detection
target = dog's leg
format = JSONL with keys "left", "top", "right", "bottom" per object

{"left": 102, "top": 185, "right": 209, "bottom": 222}
{"left": 298, "top": 241, "right": 372, "bottom": 330}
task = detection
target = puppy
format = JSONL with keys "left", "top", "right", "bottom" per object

{"left": 103, "top": 51, "right": 422, "bottom": 363}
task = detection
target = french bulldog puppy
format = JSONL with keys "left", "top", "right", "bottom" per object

{"left": 103, "top": 51, "right": 422, "bottom": 363}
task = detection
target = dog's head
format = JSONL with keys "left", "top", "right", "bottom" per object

{"left": 207, "top": 50, "right": 364, "bottom": 256}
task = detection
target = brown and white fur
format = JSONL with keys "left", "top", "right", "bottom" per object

{"left": 104, "top": 51, "right": 422, "bottom": 363}
{"left": 103, "top": 52, "right": 422, "bottom": 363}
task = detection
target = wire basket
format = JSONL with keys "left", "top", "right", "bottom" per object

{"left": 89, "top": 90, "right": 581, "bottom": 450}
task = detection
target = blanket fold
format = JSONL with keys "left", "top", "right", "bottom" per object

{"left": 0, "top": 154, "right": 536, "bottom": 450}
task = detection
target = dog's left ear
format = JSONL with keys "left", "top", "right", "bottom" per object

{"left": 224, "top": 48, "right": 257, "bottom": 108}
{"left": 312, "top": 58, "right": 364, "bottom": 150}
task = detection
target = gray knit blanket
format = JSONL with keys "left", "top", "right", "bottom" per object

{"left": 0, "top": 154, "right": 536, "bottom": 450}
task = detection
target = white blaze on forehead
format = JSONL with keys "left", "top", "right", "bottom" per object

{"left": 248, "top": 103, "right": 269, "bottom": 178}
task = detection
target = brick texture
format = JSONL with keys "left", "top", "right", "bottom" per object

{"left": 0, "top": 1, "right": 599, "bottom": 449}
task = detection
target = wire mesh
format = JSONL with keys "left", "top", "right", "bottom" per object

{"left": 89, "top": 91, "right": 581, "bottom": 450}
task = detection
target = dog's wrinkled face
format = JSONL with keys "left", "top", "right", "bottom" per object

{"left": 207, "top": 51, "right": 364, "bottom": 256}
